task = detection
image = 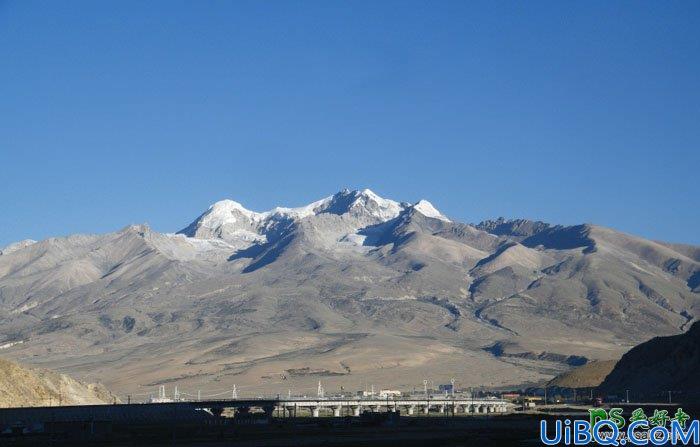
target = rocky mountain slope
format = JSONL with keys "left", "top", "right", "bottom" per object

{"left": 0, "top": 189, "right": 698, "bottom": 397}
{"left": 599, "top": 321, "right": 700, "bottom": 400}
{"left": 0, "top": 356, "right": 116, "bottom": 407}
{"left": 547, "top": 360, "right": 617, "bottom": 389}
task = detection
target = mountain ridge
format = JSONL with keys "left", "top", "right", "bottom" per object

{"left": 1, "top": 189, "right": 698, "bottom": 396}
{"left": 599, "top": 321, "right": 700, "bottom": 399}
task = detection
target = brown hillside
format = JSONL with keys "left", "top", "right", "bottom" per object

{"left": 0, "top": 357, "right": 117, "bottom": 408}
{"left": 548, "top": 360, "right": 618, "bottom": 388}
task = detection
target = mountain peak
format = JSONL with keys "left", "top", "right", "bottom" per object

{"left": 179, "top": 189, "right": 439, "bottom": 245}
{"left": 208, "top": 199, "right": 260, "bottom": 221}
{"left": 475, "top": 218, "right": 551, "bottom": 238}
{"left": 345, "top": 189, "right": 403, "bottom": 220}
{"left": 412, "top": 199, "right": 450, "bottom": 222}
{"left": 0, "top": 239, "right": 37, "bottom": 256}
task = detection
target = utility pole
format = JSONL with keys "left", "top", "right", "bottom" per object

{"left": 668, "top": 391, "right": 672, "bottom": 404}
{"left": 626, "top": 389, "right": 630, "bottom": 403}
{"left": 544, "top": 387, "right": 547, "bottom": 405}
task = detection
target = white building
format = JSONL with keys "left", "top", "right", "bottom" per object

{"left": 378, "top": 389, "right": 402, "bottom": 398}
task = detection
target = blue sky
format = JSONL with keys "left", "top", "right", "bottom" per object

{"left": 1, "top": 0, "right": 699, "bottom": 247}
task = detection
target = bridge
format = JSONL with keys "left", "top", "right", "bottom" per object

{"left": 274, "top": 397, "right": 510, "bottom": 417}
{"left": 0, "top": 397, "right": 510, "bottom": 428}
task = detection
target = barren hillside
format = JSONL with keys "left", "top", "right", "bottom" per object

{"left": 0, "top": 357, "right": 116, "bottom": 408}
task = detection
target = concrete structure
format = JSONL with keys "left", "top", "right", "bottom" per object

{"left": 0, "top": 397, "right": 510, "bottom": 432}
{"left": 275, "top": 397, "right": 509, "bottom": 417}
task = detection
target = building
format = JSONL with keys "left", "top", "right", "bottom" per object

{"left": 438, "top": 384, "right": 454, "bottom": 394}
{"left": 378, "top": 390, "right": 401, "bottom": 398}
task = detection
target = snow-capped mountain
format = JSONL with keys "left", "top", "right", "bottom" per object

{"left": 0, "top": 188, "right": 698, "bottom": 397}
{"left": 178, "top": 189, "right": 448, "bottom": 250}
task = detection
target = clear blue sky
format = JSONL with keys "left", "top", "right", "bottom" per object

{"left": 1, "top": 1, "right": 699, "bottom": 247}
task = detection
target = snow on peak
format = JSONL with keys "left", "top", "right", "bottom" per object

{"left": 203, "top": 196, "right": 340, "bottom": 223}
{"left": 286, "top": 189, "right": 404, "bottom": 222}
{"left": 185, "top": 190, "right": 442, "bottom": 234}
{"left": 179, "top": 195, "right": 336, "bottom": 240}
{"left": 412, "top": 200, "right": 450, "bottom": 222}
{"left": 211, "top": 199, "right": 260, "bottom": 219}
{"left": 194, "top": 199, "right": 263, "bottom": 230}
{"left": 0, "top": 239, "right": 37, "bottom": 255}
{"left": 180, "top": 189, "right": 444, "bottom": 247}
{"left": 266, "top": 195, "right": 334, "bottom": 220}
{"left": 347, "top": 189, "right": 403, "bottom": 221}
